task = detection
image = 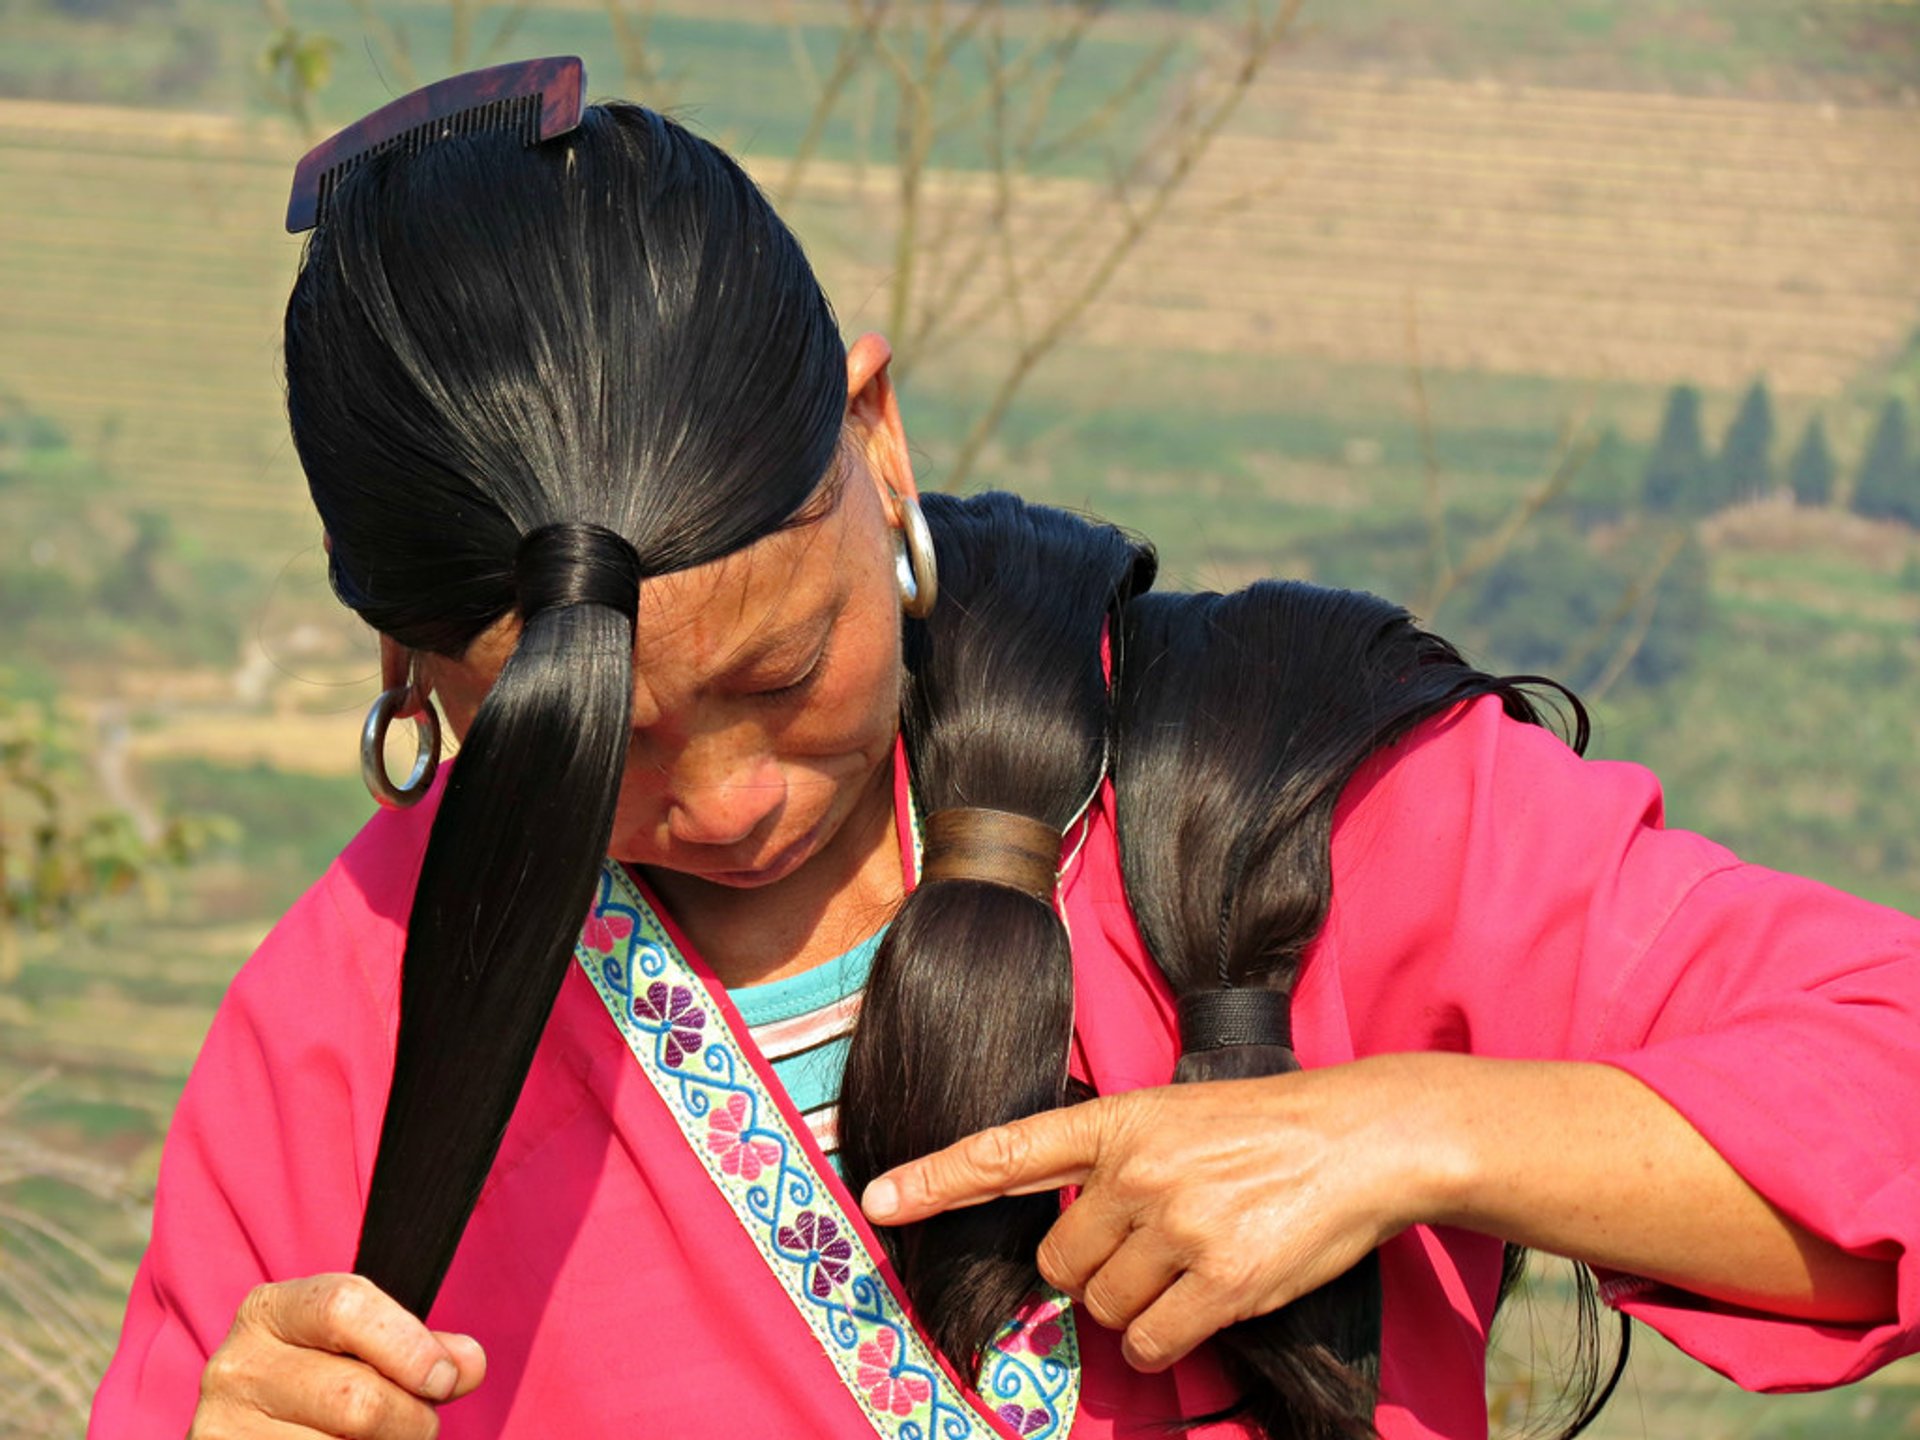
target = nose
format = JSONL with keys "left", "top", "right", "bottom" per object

{"left": 660, "top": 745, "right": 788, "bottom": 849}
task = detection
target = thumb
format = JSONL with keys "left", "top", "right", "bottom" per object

{"left": 427, "top": 1330, "right": 487, "bottom": 1400}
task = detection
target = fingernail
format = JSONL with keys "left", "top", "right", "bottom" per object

{"left": 422, "top": 1359, "right": 458, "bottom": 1401}
{"left": 862, "top": 1178, "right": 900, "bottom": 1221}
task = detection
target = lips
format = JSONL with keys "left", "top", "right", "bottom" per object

{"left": 695, "top": 817, "right": 827, "bottom": 887}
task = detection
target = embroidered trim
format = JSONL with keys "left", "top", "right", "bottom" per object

{"left": 577, "top": 861, "right": 1082, "bottom": 1440}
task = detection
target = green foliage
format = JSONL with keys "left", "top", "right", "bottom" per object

{"left": 0, "top": 694, "right": 230, "bottom": 978}
{"left": 0, "top": 394, "right": 245, "bottom": 668}
{"left": 1563, "top": 423, "right": 1642, "bottom": 520}
{"left": 1854, "top": 397, "right": 1916, "bottom": 526}
{"left": 1641, "top": 385, "right": 1710, "bottom": 515}
{"left": 1714, "top": 378, "right": 1775, "bottom": 506}
{"left": 1788, "top": 415, "right": 1836, "bottom": 508}
{"left": 1454, "top": 523, "right": 1710, "bottom": 691}
{"left": 259, "top": 22, "right": 338, "bottom": 135}
{"left": 145, "top": 758, "right": 372, "bottom": 907}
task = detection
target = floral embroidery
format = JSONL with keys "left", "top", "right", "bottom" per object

{"left": 1001, "top": 1297, "right": 1068, "bottom": 1358}
{"left": 996, "top": 1405, "right": 1048, "bottom": 1436}
{"left": 581, "top": 911, "right": 633, "bottom": 954}
{"left": 577, "top": 861, "right": 1080, "bottom": 1440}
{"left": 632, "top": 980, "right": 706, "bottom": 1067}
{"left": 857, "top": 1329, "right": 933, "bottom": 1416}
{"left": 777, "top": 1209, "right": 855, "bottom": 1299}
{"left": 708, "top": 1093, "right": 781, "bottom": 1182}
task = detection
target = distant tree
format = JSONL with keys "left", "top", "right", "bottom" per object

{"left": 1564, "top": 422, "right": 1638, "bottom": 517}
{"left": 1714, "top": 379, "right": 1775, "bottom": 506}
{"left": 1853, "top": 397, "right": 1914, "bottom": 525}
{"left": 1642, "top": 384, "right": 1710, "bottom": 513}
{"left": 1787, "top": 415, "right": 1836, "bottom": 508}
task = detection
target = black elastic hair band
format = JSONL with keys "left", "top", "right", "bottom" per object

{"left": 1177, "top": 987, "right": 1293, "bottom": 1054}
{"left": 515, "top": 522, "right": 645, "bottom": 622}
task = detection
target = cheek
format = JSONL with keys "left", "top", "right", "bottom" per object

{"left": 779, "top": 610, "right": 903, "bottom": 758}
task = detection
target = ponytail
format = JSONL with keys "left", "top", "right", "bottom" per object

{"left": 357, "top": 525, "right": 645, "bottom": 1314}
{"left": 838, "top": 491, "right": 1152, "bottom": 1369}
{"left": 1114, "top": 582, "right": 1593, "bottom": 1438}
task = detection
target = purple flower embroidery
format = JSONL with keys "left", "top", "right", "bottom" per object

{"left": 633, "top": 981, "right": 706, "bottom": 1067}
{"left": 777, "top": 1209, "right": 854, "bottom": 1298}
{"left": 996, "top": 1404, "right": 1047, "bottom": 1436}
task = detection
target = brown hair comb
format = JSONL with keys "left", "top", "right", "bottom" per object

{"left": 285, "top": 55, "right": 586, "bottom": 233}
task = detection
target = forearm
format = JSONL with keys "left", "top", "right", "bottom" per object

{"left": 1384, "top": 1050, "right": 1897, "bottom": 1324}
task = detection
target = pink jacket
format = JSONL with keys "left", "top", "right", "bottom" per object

{"left": 91, "top": 697, "right": 1920, "bottom": 1437}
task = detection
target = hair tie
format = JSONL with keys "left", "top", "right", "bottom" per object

{"left": 920, "top": 808, "right": 1062, "bottom": 905}
{"left": 1177, "top": 988, "right": 1293, "bottom": 1055}
{"left": 516, "top": 522, "right": 644, "bottom": 622}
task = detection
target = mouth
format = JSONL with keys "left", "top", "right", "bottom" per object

{"left": 693, "top": 817, "right": 828, "bottom": 888}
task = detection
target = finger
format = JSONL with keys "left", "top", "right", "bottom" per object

{"left": 1034, "top": 1191, "right": 1132, "bottom": 1298}
{"left": 429, "top": 1330, "right": 488, "bottom": 1399}
{"left": 862, "top": 1100, "right": 1110, "bottom": 1224}
{"left": 1120, "top": 1271, "right": 1231, "bottom": 1374}
{"left": 190, "top": 1407, "right": 336, "bottom": 1440}
{"left": 1079, "top": 1231, "right": 1184, "bottom": 1333}
{"left": 253, "top": 1352, "right": 442, "bottom": 1440}
{"left": 241, "top": 1275, "right": 465, "bottom": 1401}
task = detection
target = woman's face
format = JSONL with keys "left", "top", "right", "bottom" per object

{"left": 411, "top": 335, "right": 914, "bottom": 895}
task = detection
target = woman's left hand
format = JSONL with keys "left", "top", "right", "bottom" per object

{"left": 858, "top": 1058, "right": 1440, "bottom": 1373}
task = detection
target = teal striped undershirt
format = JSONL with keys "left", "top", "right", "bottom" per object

{"left": 729, "top": 928, "right": 885, "bottom": 1168}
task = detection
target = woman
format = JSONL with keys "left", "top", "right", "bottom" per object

{"left": 91, "top": 73, "right": 1919, "bottom": 1440}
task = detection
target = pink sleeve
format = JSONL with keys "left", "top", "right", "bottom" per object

{"left": 88, "top": 826, "right": 409, "bottom": 1437}
{"left": 1325, "top": 695, "right": 1920, "bottom": 1390}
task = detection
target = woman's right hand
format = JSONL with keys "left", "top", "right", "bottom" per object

{"left": 190, "top": 1274, "right": 486, "bottom": 1438}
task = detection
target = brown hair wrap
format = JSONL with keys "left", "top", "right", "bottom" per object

{"left": 1177, "top": 987, "right": 1293, "bottom": 1055}
{"left": 920, "top": 807, "right": 1062, "bottom": 905}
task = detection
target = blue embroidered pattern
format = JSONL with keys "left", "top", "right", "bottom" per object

{"left": 577, "top": 860, "right": 1081, "bottom": 1440}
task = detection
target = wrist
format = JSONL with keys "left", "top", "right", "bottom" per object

{"left": 1353, "top": 1050, "right": 1492, "bottom": 1236}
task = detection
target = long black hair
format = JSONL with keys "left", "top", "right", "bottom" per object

{"left": 285, "top": 102, "right": 848, "bottom": 1313}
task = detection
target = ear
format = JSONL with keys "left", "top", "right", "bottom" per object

{"left": 377, "top": 633, "right": 427, "bottom": 719}
{"left": 845, "top": 332, "right": 918, "bottom": 515}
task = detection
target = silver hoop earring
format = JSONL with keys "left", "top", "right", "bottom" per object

{"left": 894, "top": 491, "right": 938, "bottom": 619}
{"left": 361, "top": 686, "right": 441, "bottom": 809}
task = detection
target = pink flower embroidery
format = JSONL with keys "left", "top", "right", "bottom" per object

{"left": 776, "top": 1209, "right": 853, "bottom": 1298}
{"left": 706, "top": 1093, "right": 781, "bottom": 1182}
{"left": 581, "top": 910, "right": 633, "bottom": 954}
{"left": 633, "top": 981, "right": 706, "bottom": 1067}
{"left": 1003, "top": 1297, "right": 1068, "bottom": 1358}
{"left": 856, "top": 1329, "right": 929, "bottom": 1417}
{"left": 996, "top": 1404, "right": 1047, "bottom": 1436}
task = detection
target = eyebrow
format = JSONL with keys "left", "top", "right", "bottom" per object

{"left": 716, "top": 602, "right": 839, "bottom": 676}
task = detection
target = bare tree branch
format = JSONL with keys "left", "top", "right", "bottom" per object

{"left": 343, "top": 0, "right": 418, "bottom": 90}
{"left": 1559, "top": 529, "right": 1688, "bottom": 694}
{"left": 478, "top": 1, "right": 536, "bottom": 66}
{"left": 776, "top": 0, "right": 892, "bottom": 205}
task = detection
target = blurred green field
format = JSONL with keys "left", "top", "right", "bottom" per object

{"left": 4, "top": 0, "right": 1920, "bottom": 1434}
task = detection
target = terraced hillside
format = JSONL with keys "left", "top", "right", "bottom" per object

{"left": 1074, "top": 72, "right": 1920, "bottom": 392}
{"left": 2, "top": 71, "right": 1917, "bottom": 548}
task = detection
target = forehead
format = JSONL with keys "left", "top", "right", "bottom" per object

{"left": 634, "top": 485, "right": 856, "bottom": 675}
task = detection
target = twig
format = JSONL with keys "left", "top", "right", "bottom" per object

{"left": 774, "top": 0, "right": 889, "bottom": 205}
{"left": 1405, "top": 293, "right": 1451, "bottom": 619}
{"left": 940, "top": 0, "right": 1301, "bottom": 490}
{"left": 1560, "top": 530, "right": 1688, "bottom": 695}
{"left": 344, "top": 0, "right": 417, "bottom": 89}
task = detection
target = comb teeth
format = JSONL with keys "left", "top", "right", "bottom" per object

{"left": 312, "top": 93, "right": 544, "bottom": 225}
